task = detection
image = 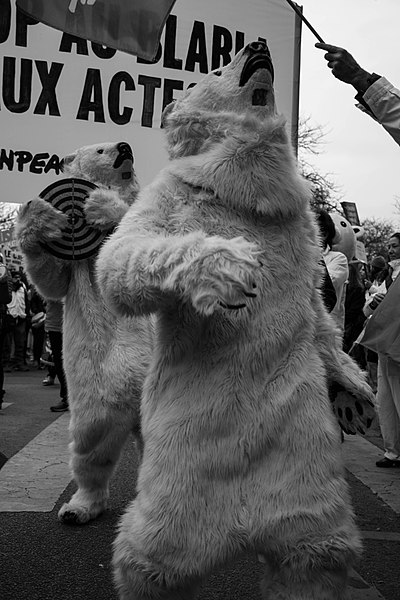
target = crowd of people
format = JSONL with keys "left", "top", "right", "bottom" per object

{"left": 317, "top": 42, "right": 400, "bottom": 468}
{"left": 0, "top": 260, "right": 67, "bottom": 413}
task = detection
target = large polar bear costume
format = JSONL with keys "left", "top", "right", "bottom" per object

{"left": 15, "top": 141, "right": 152, "bottom": 524}
{"left": 97, "top": 43, "right": 374, "bottom": 599}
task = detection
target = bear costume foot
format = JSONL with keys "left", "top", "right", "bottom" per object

{"left": 113, "top": 553, "right": 200, "bottom": 600}
{"left": 58, "top": 489, "right": 109, "bottom": 525}
{"left": 260, "top": 569, "right": 351, "bottom": 600}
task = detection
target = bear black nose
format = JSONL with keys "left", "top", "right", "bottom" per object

{"left": 246, "top": 41, "right": 268, "bottom": 54}
{"left": 117, "top": 142, "right": 132, "bottom": 153}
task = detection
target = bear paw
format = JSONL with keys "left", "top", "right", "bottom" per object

{"left": 181, "top": 236, "right": 260, "bottom": 316}
{"left": 84, "top": 188, "right": 128, "bottom": 230}
{"left": 329, "top": 382, "right": 376, "bottom": 435}
{"left": 16, "top": 197, "right": 68, "bottom": 251}
{"left": 58, "top": 496, "right": 108, "bottom": 525}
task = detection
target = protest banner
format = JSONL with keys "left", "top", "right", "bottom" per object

{"left": 17, "top": 0, "right": 177, "bottom": 62}
{"left": 1, "top": 0, "right": 301, "bottom": 204}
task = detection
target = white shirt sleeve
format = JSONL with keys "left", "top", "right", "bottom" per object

{"left": 356, "top": 77, "right": 400, "bottom": 147}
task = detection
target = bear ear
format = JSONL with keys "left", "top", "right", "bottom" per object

{"left": 60, "top": 152, "right": 75, "bottom": 173}
{"left": 161, "top": 101, "right": 176, "bottom": 129}
{"left": 62, "top": 153, "right": 75, "bottom": 166}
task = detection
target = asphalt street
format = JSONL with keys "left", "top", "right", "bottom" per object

{"left": 1, "top": 369, "right": 399, "bottom": 600}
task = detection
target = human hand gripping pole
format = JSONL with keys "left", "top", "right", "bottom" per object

{"left": 315, "top": 43, "right": 373, "bottom": 93}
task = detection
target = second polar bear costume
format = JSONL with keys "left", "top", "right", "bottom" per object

{"left": 97, "top": 43, "right": 374, "bottom": 599}
{"left": 15, "top": 141, "right": 152, "bottom": 524}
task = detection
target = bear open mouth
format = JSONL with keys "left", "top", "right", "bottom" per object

{"left": 239, "top": 54, "right": 274, "bottom": 88}
{"left": 113, "top": 145, "right": 133, "bottom": 169}
{"left": 252, "top": 89, "right": 269, "bottom": 106}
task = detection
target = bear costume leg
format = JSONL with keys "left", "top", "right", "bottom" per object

{"left": 114, "top": 560, "right": 200, "bottom": 600}
{"left": 260, "top": 565, "right": 350, "bottom": 600}
{"left": 113, "top": 506, "right": 202, "bottom": 600}
{"left": 259, "top": 530, "right": 360, "bottom": 600}
{"left": 58, "top": 411, "right": 136, "bottom": 524}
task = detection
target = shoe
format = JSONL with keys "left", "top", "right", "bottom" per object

{"left": 42, "top": 376, "right": 55, "bottom": 386}
{"left": 376, "top": 457, "right": 400, "bottom": 468}
{"left": 13, "top": 365, "right": 29, "bottom": 372}
{"left": 50, "top": 400, "right": 69, "bottom": 412}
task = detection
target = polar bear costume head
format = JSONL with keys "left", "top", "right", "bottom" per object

{"left": 61, "top": 141, "right": 139, "bottom": 203}
{"left": 162, "top": 40, "right": 277, "bottom": 159}
{"left": 160, "top": 40, "right": 307, "bottom": 223}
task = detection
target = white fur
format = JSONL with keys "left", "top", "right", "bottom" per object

{"left": 15, "top": 141, "right": 152, "bottom": 524}
{"left": 97, "top": 47, "right": 371, "bottom": 599}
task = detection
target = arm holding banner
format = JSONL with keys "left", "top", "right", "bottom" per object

{"left": 316, "top": 43, "right": 400, "bottom": 147}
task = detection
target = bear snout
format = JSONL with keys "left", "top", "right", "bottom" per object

{"left": 113, "top": 142, "right": 134, "bottom": 169}
{"left": 239, "top": 41, "right": 274, "bottom": 87}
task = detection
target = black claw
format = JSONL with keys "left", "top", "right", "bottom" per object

{"left": 355, "top": 401, "right": 364, "bottom": 416}
{"left": 345, "top": 407, "right": 353, "bottom": 422}
{"left": 60, "top": 511, "right": 81, "bottom": 525}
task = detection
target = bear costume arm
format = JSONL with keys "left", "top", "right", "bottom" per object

{"left": 84, "top": 187, "right": 132, "bottom": 230}
{"left": 97, "top": 182, "right": 260, "bottom": 317}
{"left": 313, "top": 289, "right": 376, "bottom": 434}
{"left": 15, "top": 198, "right": 72, "bottom": 298}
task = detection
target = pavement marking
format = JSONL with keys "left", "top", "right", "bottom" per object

{"left": 0, "top": 413, "right": 71, "bottom": 512}
{"left": 343, "top": 434, "right": 400, "bottom": 514}
{"left": 362, "top": 530, "right": 400, "bottom": 542}
{"left": 0, "top": 421, "right": 391, "bottom": 598}
{"left": 349, "top": 570, "right": 385, "bottom": 599}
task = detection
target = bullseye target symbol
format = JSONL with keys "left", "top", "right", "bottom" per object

{"left": 39, "top": 178, "right": 109, "bottom": 260}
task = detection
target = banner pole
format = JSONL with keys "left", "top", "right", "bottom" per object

{"left": 283, "top": 0, "right": 325, "bottom": 43}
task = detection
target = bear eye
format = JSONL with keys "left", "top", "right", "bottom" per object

{"left": 340, "top": 221, "right": 347, "bottom": 227}
{"left": 213, "top": 70, "right": 222, "bottom": 76}
{"left": 97, "top": 149, "right": 104, "bottom": 154}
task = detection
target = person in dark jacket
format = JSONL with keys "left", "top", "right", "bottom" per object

{"left": 0, "top": 256, "right": 12, "bottom": 408}
{"left": 29, "top": 286, "right": 46, "bottom": 369}
{"left": 6, "top": 270, "right": 30, "bottom": 372}
{"left": 344, "top": 262, "right": 367, "bottom": 368}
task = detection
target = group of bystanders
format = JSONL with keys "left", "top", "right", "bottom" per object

{"left": 317, "top": 42, "right": 400, "bottom": 467}
{"left": 0, "top": 259, "right": 68, "bottom": 413}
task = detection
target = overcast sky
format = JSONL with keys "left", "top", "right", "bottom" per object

{"left": 297, "top": 0, "right": 400, "bottom": 226}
